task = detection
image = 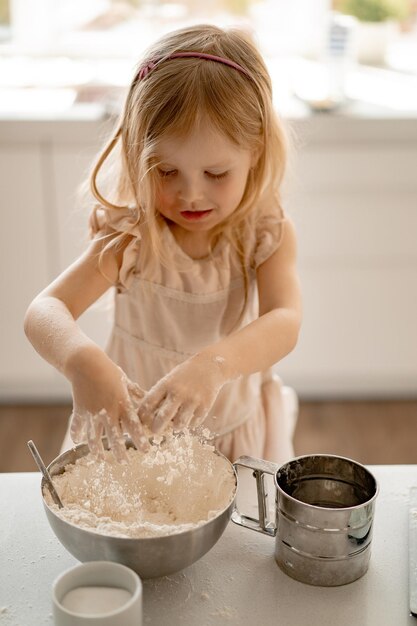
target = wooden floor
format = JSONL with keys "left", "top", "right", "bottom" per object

{"left": 1, "top": 399, "right": 416, "bottom": 472}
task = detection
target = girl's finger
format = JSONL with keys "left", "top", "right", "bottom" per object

{"left": 122, "top": 406, "right": 149, "bottom": 452}
{"left": 188, "top": 405, "right": 209, "bottom": 430}
{"left": 138, "top": 388, "right": 168, "bottom": 425}
{"left": 152, "top": 394, "right": 182, "bottom": 433}
{"left": 126, "top": 380, "right": 146, "bottom": 411}
{"left": 172, "top": 402, "right": 196, "bottom": 431}
{"left": 104, "top": 413, "right": 128, "bottom": 463}
{"left": 86, "top": 412, "right": 105, "bottom": 459}
{"left": 69, "top": 411, "right": 87, "bottom": 443}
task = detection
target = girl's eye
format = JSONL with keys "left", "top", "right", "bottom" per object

{"left": 158, "top": 169, "right": 176, "bottom": 178}
{"left": 206, "top": 171, "right": 228, "bottom": 180}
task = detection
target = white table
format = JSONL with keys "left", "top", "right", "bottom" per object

{"left": 0, "top": 466, "right": 415, "bottom": 626}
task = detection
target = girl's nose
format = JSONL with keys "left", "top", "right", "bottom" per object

{"left": 177, "top": 177, "right": 203, "bottom": 204}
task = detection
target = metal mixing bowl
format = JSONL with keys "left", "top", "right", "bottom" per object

{"left": 41, "top": 440, "right": 237, "bottom": 579}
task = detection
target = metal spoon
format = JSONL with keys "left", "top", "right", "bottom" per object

{"left": 27, "top": 440, "right": 63, "bottom": 509}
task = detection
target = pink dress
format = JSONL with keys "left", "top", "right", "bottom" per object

{"left": 89, "top": 207, "right": 296, "bottom": 464}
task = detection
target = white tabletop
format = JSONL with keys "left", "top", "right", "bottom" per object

{"left": 0, "top": 465, "right": 415, "bottom": 626}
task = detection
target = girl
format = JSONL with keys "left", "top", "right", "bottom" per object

{"left": 24, "top": 24, "right": 302, "bottom": 464}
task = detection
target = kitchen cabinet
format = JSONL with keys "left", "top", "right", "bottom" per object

{"left": 51, "top": 143, "right": 113, "bottom": 352}
{"left": 0, "top": 120, "right": 113, "bottom": 400}
{"left": 1, "top": 114, "right": 416, "bottom": 400}
{"left": 282, "top": 128, "right": 417, "bottom": 396}
{"left": 0, "top": 144, "right": 62, "bottom": 397}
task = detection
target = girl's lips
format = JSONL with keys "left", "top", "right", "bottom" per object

{"left": 180, "top": 209, "right": 213, "bottom": 221}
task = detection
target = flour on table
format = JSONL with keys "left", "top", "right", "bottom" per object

{"left": 44, "top": 430, "right": 235, "bottom": 538}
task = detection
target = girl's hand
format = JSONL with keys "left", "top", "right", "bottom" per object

{"left": 138, "top": 353, "right": 232, "bottom": 433}
{"left": 68, "top": 353, "right": 148, "bottom": 461}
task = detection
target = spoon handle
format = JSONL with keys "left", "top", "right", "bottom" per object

{"left": 27, "top": 440, "right": 63, "bottom": 509}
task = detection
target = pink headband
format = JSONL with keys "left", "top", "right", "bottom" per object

{"left": 137, "top": 51, "right": 252, "bottom": 81}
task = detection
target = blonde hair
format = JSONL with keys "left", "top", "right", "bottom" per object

{"left": 90, "top": 24, "right": 288, "bottom": 279}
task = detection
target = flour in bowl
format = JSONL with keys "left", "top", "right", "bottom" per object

{"left": 43, "top": 430, "right": 236, "bottom": 538}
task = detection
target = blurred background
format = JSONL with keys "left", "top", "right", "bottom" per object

{"left": 0, "top": 0, "right": 416, "bottom": 471}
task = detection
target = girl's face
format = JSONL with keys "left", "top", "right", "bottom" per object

{"left": 154, "top": 123, "right": 254, "bottom": 239}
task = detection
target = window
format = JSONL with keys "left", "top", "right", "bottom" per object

{"left": 0, "top": 1, "right": 416, "bottom": 115}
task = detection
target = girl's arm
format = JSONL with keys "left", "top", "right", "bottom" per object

{"left": 202, "top": 217, "right": 302, "bottom": 376}
{"left": 139, "top": 219, "right": 302, "bottom": 432}
{"left": 24, "top": 237, "right": 118, "bottom": 375}
{"left": 24, "top": 235, "right": 147, "bottom": 458}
